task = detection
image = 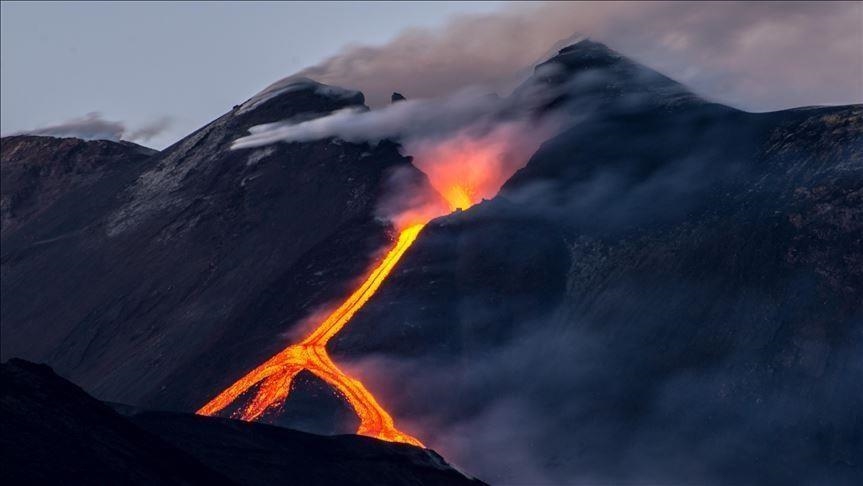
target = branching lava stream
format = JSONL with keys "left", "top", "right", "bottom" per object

{"left": 198, "top": 224, "right": 426, "bottom": 446}
{"left": 198, "top": 123, "right": 545, "bottom": 447}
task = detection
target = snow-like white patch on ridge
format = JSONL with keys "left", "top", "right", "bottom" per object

{"left": 237, "top": 77, "right": 360, "bottom": 115}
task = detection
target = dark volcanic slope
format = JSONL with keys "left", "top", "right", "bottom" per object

{"left": 129, "top": 412, "right": 483, "bottom": 486}
{"left": 0, "top": 359, "right": 483, "bottom": 486}
{"left": 330, "top": 41, "right": 863, "bottom": 485}
{"left": 1, "top": 135, "right": 156, "bottom": 233}
{"left": 1, "top": 80, "right": 432, "bottom": 419}
{"left": 0, "top": 358, "right": 229, "bottom": 485}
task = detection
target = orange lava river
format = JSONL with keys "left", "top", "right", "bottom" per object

{"left": 197, "top": 223, "right": 426, "bottom": 446}
{"left": 197, "top": 125, "right": 540, "bottom": 447}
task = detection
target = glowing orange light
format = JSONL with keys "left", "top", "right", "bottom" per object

{"left": 198, "top": 120, "right": 549, "bottom": 447}
{"left": 407, "top": 122, "right": 546, "bottom": 213}
{"left": 442, "top": 184, "right": 474, "bottom": 211}
{"left": 198, "top": 224, "right": 425, "bottom": 446}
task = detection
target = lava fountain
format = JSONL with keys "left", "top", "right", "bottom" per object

{"left": 198, "top": 122, "right": 546, "bottom": 446}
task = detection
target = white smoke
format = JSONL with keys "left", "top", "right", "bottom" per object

{"left": 231, "top": 87, "right": 506, "bottom": 149}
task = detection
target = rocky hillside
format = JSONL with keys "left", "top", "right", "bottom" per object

{"left": 1, "top": 80, "right": 433, "bottom": 421}
{"left": 0, "top": 359, "right": 482, "bottom": 485}
{"left": 1, "top": 135, "right": 155, "bottom": 233}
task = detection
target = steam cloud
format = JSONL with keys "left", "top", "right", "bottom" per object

{"left": 297, "top": 1, "right": 862, "bottom": 111}
{"left": 20, "top": 112, "right": 172, "bottom": 144}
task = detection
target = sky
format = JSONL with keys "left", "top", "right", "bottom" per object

{"left": 2, "top": 1, "right": 861, "bottom": 149}
{"left": 0, "top": 1, "right": 506, "bottom": 148}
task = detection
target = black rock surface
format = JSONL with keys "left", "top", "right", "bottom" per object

{"left": 1, "top": 135, "right": 156, "bottom": 233}
{"left": 0, "top": 359, "right": 484, "bottom": 486}
{"left": 0, "top": 358, "right": 231, "bottom": 484}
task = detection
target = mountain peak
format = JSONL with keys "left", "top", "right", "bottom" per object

{"left": 557, "top": 38, "right": 618, "bottom": 57}
{"left": 237, "top": 77, "right": 364, "bottom": 115}
{"left": 523, "top": 37, "right": 702, "bottom": 111}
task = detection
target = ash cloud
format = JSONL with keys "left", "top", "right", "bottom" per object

{"left": 19, "top": 112, "right": 172, "bottom": 144}
{"left": 296, "top": 1, "right": 862, "bottom": 111}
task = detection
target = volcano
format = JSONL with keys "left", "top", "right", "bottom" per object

{"left": 2, "top": 39, "right": 861, "bottom": 485}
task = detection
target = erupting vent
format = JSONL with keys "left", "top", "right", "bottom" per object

{"left": 198, "top": 123, "right": 542, "bottom": 446}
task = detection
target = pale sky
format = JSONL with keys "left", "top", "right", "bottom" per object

{"left": 1, "top": 1, "right": 506, "bottom": 148}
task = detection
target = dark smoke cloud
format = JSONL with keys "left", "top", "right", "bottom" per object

{"left": 296, "top": 1, "right": 862, "bottom": 111}
{"left": 19, "top": 112, "right": 172, "bottom": 144}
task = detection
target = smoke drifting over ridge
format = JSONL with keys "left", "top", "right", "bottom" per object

{"left": 233, "top": 76, "right": 562, "bottom": 229}
{"left": 17, "top": 112, "right": 172, "bottom": 144}
{"left": 297, "top": 1, "right": 862, "bottom": 111}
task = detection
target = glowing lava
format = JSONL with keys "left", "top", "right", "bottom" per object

{"left": 442, "top": 184, "right": 474, "bottom": 211}
{"left": 199, "top": 122, "right": 549, "bottom": 447}
{"left": 198, "top": 224, "right": 425, "bottom": 446}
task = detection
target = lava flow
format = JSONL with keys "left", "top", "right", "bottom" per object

{"left": 198, "top": 223, "right": 425, "bottom": 445}
{"left": 199, "top": 122, "right": 547, "bottom": 447}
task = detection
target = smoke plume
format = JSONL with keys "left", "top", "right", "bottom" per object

{"left": 232, "top": 78, "right": 561, "bottom": 230}
{"left": 20, "top": 112, "right": 172, "bottom": 144}
{"left": 296, "top": 1, "right": 862, "bottom": 111}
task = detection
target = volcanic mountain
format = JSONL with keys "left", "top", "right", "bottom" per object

{"left": 1, "top": 135, "right": 156, "bottom": 233}
{"left": 1, "top": 80, "right": 431, "bottom": 423}
{"left": 2, "top": 39, "right": 861, "bottom": 485}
